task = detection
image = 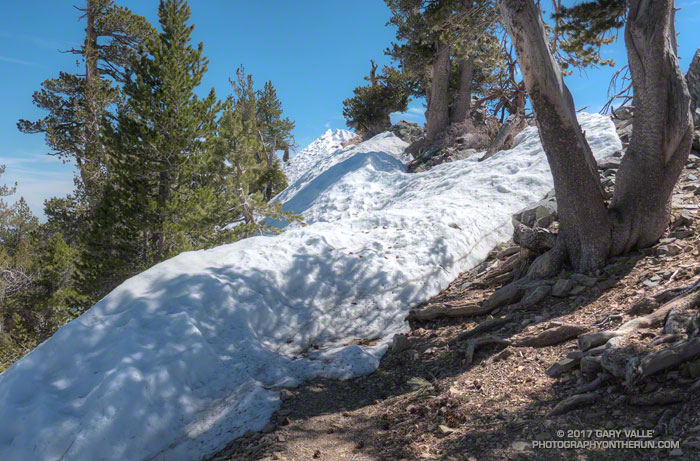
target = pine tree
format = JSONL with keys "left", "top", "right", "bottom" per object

{"left": 80, "top": 0, "right": 221, "bottom": 296}
{"left": 255, "top": 81, "right": 293, "bottom": 200}
{"left": 17, "top": 0, "right": 153, "bottom": 208}
{"left": 215, "top": 67, "right": 302, "bottom": 237}
{"left": 343, "top": 62, "right": 413, "bottom": 139}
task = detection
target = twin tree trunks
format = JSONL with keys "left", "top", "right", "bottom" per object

{"left": 425, "top": 44, "right": 475, "bottom": 142}
{"left": 499, "top": 0, "right": 694, "bottom": 274}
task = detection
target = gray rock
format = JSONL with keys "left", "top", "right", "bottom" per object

{"left": 687, "top": 48, "right": 700, "bottom": 115}
{"left": 694, "top": 131, "right": 700, "bottom": 152}
{"left": 392, "top": 333, "right": 412, "bottom": 353}
{"left": 694, "top": 108, "right": 700, "bottom": 128}
{"left": 571, "top": 273, "right": 598, "bottom": 287}
{"left": 513, "top": 196, "right": 558, "bottom": 229}
{"left": 552, "top": 279, "right": 575, "bottom": 297}
{"left": 390, "top": 120, "right": 424, "bottom": 145}
{"left": 513, "top": 224, "right": 557, "bottom": 253}
{"left": 598, "top": 156, "right": 621, "bottom": 170}
{"left": 612, "top": 105, "right": 634, "bottom": 121}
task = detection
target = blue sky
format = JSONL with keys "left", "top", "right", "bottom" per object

{"left": 1, "top": 0, "right": 699, "bottom": 218}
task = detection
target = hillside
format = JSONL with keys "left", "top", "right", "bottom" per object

{"left": 0, "top": 116, "right": 620, "bottom": 460}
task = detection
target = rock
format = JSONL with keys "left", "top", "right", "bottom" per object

{"left": 687, "top": 48, "right": 700, "bottom": 117}
{"left": 670, "top": 448, "right": 684, "bottom": 457}
{"left": 612, "top": 105, "right": 634, "bottom": 121}
{"left": 674, "top": 209, "right": 694, "bottom": 228}
{"left": 657, "top": 243, "right": 683, "bottom": 256}
{"left": 390, "top": 120, "right": 424, "bottom": 145}
{"left": 571, "top": 273, "right": 598, "bottom": 287}
{"left": 406, "top": 349, "right": 420, "bottom": 361}
{"left": 547, "top": 358, "right": 579, "bottom": 378}
{"left": 569, "top": 285, "right": 587, "bottom": 296}
{"left": 392, "top": 334, "right": 411, "bottom": 353}
{"left": 279, "top": 389, "right": 294, "bottom": 401}
{"left": 694, "top": 131, "right": 700, "bottom": 152}
{"left": 513, "top": 197, "right": 558, "bottom": 228}
{"left": 511, "top": 441, "right": 529, "bottom": 451}
{"left": 552, "top": 279, "right": 575, "bottom": 297}
{"left": 261, "top": 422, "right": 276, "bottom": 433}
{"left": 580, "top": 355, "right": 602, "bottom": 374}
{"left": 617, "top": 123, "right": 633, "bottom": 142}
{"left": 694, "top": 108, "right": 700, "bottom": 128}
{"left": 514, "top": 224, "right": 556, "bottom": 254}
{"left": 598, "top": 156, "right": 621, "bottom": 170}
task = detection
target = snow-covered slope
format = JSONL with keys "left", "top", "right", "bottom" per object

{"left": 0, "top": 114, "right": 621, "bottom": 461}
{"left": 283, "top": 128, "right": 356, "bottom": 184}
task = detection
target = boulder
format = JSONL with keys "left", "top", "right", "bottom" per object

{"left": 390, "top": 120, "right": 424, "bottom": 145}
{"left": 687, "top": 48, "right": 700, "bottom": 116}
{"left": 513, "top": 194, "right": 558, "bottom": 229}
{"left": 612, "top": 105, "right": 634, "bottom": 121}
{"left": 694, "top": 130, "right": 700, "bottom": 152}
{"left": 552, "top": 279, "right": 575, "bottom": 297}
{"left": 694, "top": 108, "right": 700, "bottom": 129}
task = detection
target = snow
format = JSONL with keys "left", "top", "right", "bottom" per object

{"left": 0, "top": 113, "right": 621, "bottom": 460}
{"left": 283, "top": 128, "right": 357, "bottom": 185}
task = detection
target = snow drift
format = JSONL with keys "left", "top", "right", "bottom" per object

{"left": 0, "top": 115, "right": 621, "bottom": 460}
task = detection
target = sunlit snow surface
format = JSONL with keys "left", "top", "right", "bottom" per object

{"left": 0, "top": 114, "right": 620, "bottom": 460}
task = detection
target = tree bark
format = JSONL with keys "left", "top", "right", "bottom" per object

{"left": 425, "top": 41, "right": 452, "bottom": 142}
{"left": 498, "top": 0, "right": 611, "bottom": 271}
{"left": 450, "top": 57, "right": 474, "bottom": 124}
{"left": 608, "top": 0, "right": 693, "bottom": 255}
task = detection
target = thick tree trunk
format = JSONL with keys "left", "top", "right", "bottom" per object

{"left": 425, "top": 41, "right": 452, "bottom": 142}
{"left": 450, "top": 57, "right": 474, "bottom": 124}
{"left": 608, "top": 0, "right": 693, "bottom": 255}
{"left": 83, "top": 0, "right": 101, "bottom": 202}
{"left": 498, "top": 0, "right": 611, "bottom": 271}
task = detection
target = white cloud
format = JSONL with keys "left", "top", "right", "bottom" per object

{"left": 0, "top": 55, "right": 38, "bottom": 67}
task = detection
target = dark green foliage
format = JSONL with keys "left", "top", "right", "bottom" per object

{"left": 80, "top": 0, "right": 222, "bottom": 295}
{"left": 343, "top": 64, "right": 413, "bottom": 138}
{"left": 0, "top": 167, "right": 82, "bottom": 371}
{"left": 551, "top": 0, "right": 625, "bottom": 71}
{"left": 256, "top": 80, "right": 293, "bottom": 200}
{"left": 7, "top": 0, "right": 298, "bottom": 369}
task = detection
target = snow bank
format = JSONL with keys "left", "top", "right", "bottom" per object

{"left": 0, "top": 114, "right": 620, "bottom": 460}
{"left": 282, "top": 128, "right": 356, "bottom": 185}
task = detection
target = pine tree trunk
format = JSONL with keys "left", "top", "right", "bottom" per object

{"left": 425, "top": 42, "right": 452, "bottom": 142}
{"left": 450, "top": 57, "right": 474, "bottom": 124}
{"left": 498, "top": 0, "right": 611, "bottom": 271}
{"left": 608, "top": 0, "right": 693, "bottom": 255}
{"left": 83, "top": 0, "right": 101, "bottom": 203}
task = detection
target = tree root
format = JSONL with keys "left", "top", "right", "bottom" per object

{"left": 455, "top": 315, "right": 513, "bottom": 342}
{"left": 578, "top": 289, "right": 700, "bottom": 351}
{"left": 464, "top": 335, "right": 511, "bottom": 366}
{"left": 408, "top": 302, "right": 495, "bottom": 321}
{"left": 514, "top": 324, "right": 588, "bottom": 347}
{"left": 550, "top": 392, "right": 600, "bottom": 416}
